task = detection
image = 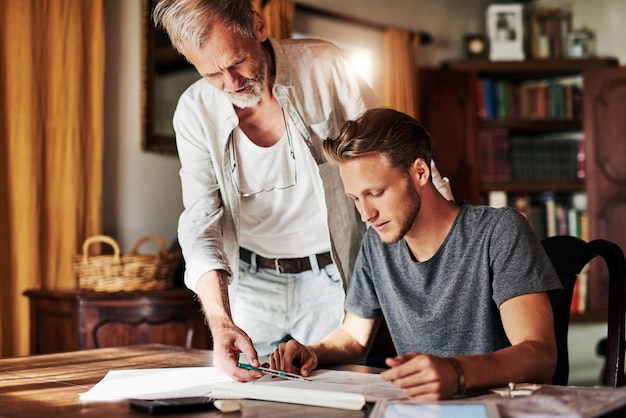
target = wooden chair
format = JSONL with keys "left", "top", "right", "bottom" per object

{"left": 542, "top": 235, "right": 626, "bottom": 387}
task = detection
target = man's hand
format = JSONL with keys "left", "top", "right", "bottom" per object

{"left": 195, "top": 270, "right": 263, "bottom": 382}
{"left": 269, "top": 339, "right": 318, "bottom": 377}
{"left": 211, "top": 321, "right": 263, "bottom": 382}
{"left": 380, "top": 353, "right": 459, "bottom": 401}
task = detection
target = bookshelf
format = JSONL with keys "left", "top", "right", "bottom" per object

{"left": 441, "top": 58, "right": 616, "bottom": 76}
{"left": 418, "top": 57, "right": 620, "bottom": 318}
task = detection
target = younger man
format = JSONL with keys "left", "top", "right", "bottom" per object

{"left": 269, "top": 108, "right": 562, "bottom": 400}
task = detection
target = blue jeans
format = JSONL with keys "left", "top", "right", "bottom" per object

{"left": 233, "top": 253, "right": 345, "bottom": 356}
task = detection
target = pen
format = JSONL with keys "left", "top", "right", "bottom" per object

{"left": 237, "top": 362, "right": 310, "bottom": 381}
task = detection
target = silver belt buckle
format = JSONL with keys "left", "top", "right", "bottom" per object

{"left": 274, "top": 259, "right": 282, "bottom": 274}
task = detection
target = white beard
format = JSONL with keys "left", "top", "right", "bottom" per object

{"left": 226, "top": 78, "right": 264, "bottom": 108}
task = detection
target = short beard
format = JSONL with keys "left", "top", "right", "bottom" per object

{"left": 227, "top": 44, "right": 267, "bottom": 109}
{"left": 384, "top": 179, "right": 421, "bottom": 244}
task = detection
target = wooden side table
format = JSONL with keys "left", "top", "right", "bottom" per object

{"left": 24, "top": 288, "right": 212, "bottom": 355}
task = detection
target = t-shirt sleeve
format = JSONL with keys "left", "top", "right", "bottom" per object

{"left": 345, "top": 230, "right": 384, "bottom": 319}
{"left": 489, "top": 207, "right": 563, "bottom": 307}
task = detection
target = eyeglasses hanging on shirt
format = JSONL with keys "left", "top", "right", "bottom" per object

{"left": 229, "top": 109, "right": 297, "bottom": 197}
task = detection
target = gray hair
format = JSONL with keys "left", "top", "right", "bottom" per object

{"left": 152, "top": 0, "right": 257, "bottom": 54}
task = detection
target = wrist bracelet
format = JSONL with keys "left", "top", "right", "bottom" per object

{"left": 448, "top": 357, "right": 466, "bottom": 395}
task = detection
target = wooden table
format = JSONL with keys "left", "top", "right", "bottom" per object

{"left": 0, "top": 344, "right": 375, "bottom": 418}
{"left": 3, "top": 344, "right": 626, "bottom": 418}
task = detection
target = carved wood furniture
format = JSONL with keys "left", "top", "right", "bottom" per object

{"left": 24, "top": 288, "right": 211, "bottom": 354}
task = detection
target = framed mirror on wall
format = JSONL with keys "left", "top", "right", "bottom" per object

{"left": 141, "top": 0, "right": 200, "bottom": 153}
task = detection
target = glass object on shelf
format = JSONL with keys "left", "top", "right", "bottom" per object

{"left": 567, "top": 28, "right": 596, "bottom": 58}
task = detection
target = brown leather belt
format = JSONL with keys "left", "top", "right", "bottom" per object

{"left": 239, "top": 248, "right": 332, "bottom": 274}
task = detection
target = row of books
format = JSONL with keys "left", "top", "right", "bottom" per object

{"left": 480, "top": 129, "right": 584, "bottom": 181}
{"left": 477, "top": 76, "right": 583, "bottom": 120}
{"left": 488, "top": 190, "right": 588, "bottom": 313}
{"left": 488, "top": 191, "right": 588, "bottom": 241}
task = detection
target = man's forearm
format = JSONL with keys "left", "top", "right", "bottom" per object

{"left": 455, "top": 340, "right": 556, "bottom": 393}
{"left": 310, "top": 314, "right": 376, "bottom": 366}
{"left": 195, "top": 269, "right": 233, "bottom": 330}
{"left": 311, "top": 328, "right": 367, "bottom": 366}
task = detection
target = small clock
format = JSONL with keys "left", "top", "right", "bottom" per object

{"left": 464, "top": 34, "right": 488, "bottom": 59}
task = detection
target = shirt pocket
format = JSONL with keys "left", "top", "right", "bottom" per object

{"left": 307, "top": 109, "right": 341, "bottom": 142}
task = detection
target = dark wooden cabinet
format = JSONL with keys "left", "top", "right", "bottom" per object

{"left": 24, "top": 288, "right": 212, "bottom": 355}
{"left": 584, "top": 66, "right": 626, "bottom": 310}
{"left": 419, "top": 68, "right": 481, "bottom": 205}
{"left": 418, "top": 58, "right": 623, "bottom": 315}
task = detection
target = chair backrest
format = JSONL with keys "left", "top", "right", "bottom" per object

{"left": 542, "top": 235, "right": 626, "bottom": 387}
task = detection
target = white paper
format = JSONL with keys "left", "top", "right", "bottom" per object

{"left": 226, "top": 369, "right": 406, "bottom": 403}
{"left": 79, "top": 367, "right": 233, "bottom": 402}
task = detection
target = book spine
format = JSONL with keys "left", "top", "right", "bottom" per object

{"left": 508, "top": 82, "right": 521, "bottom": 119}
{"left": 511, "top": 194, "right": 531, "bottom": 219}
{"left": 568, "top": 207, "right": 579, "bottom": 238}
{"left": 496, "top": 80, "right": 509, "bottom": 119}
{"left": 539, "top": 192, "right": 557, "bottom": 237}
{"left": 535, "top": 82, "right": 548, "bottom": 119}
{"left": 488, "top": 190, "right": 508, "bottom": 208}
{"left": 479, "top": 130, "right": 495, "bottom": 181}
{"left": 577, "top": 140, "right": 586, "bottom": 180}
{"left": 483, "top": 78, "right": 496, "bottom": 119}
{"left": 492, "top": 129, "right": 510, "bottom": 180}
{"left": 555, "top": 203, "right": 569, "bottom": 236}
{"left": 571, "top": 265, "right": 588, "bottom": 313}
{"left": 477, "top": 79, "right": 487, "bottom": 119}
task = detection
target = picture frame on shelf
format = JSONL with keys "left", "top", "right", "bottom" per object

{"left": 486, "top": 3, "right": 525, "bottom": 61}
{"left": 528, "top": 8, "right": 572, "bottom": 59}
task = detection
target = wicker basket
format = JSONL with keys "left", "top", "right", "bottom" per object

{"left": 73, "top": 234, "right": 181, "bottom": 292}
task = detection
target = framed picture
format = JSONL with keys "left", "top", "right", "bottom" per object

{"left": 486, "top": 3, "right": 525, "bottom": 61}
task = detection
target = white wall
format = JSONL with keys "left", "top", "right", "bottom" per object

{"left": 568, "top": 323, "right": 606, "bottom": 385}
{"left": 103, "top": 0, "right": 624, "bottom": 385}
{"left": 296, "top": 0, "right": 490, "bottom": 66}
{"left": 104, "top": 0, "right": 182, "bottom": 251}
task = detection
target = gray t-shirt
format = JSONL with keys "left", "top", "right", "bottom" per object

{"left": 346, "top": 203, "right": 562, "bottom": 357}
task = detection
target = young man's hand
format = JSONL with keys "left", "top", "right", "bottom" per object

{"left": 269, "top": 339, "right": 318, "bottom": 377}
{"left": 380, "top": 353, "right": 460, "bottom": 401}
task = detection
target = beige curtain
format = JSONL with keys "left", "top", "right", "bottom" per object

{"left": 263, "top": 0, "right": 296, "bottom": 39}
{"left": 259, "top": 0, "right": 294, "bottom": 39}
{"left": 383, "top": 28, "right": 421, "bottom": 119}
{"left": 0, "top": 0, "right": 104, "bottom": 356}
